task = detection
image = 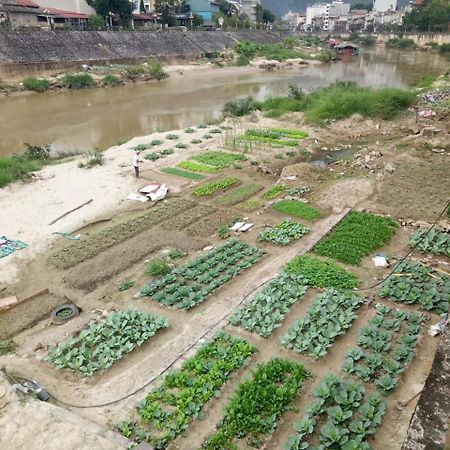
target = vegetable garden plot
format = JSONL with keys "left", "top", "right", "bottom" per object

{"left": 229, "top": 273, "right": 309, "bottom": 337}
{"left": 192, "top": 177, "right": 239, "bottom": 196}
{"left": 273, "top": 200, "right": 321, "bottom": 221}
{"left": 314, "top": 211, "right": 398, "bottom": 265}
{"left": 284, "top": 255, "right": 359, "bottom": 289}
{"left": 409, "top": 228, "right": 450, "bottom": 257}
{"left": 202, "top": 358, "right": 310, "bottom": 450}
{"left": 216, "top": 184, "right": 262, "bottom": 206}
{"left": 281, "top": 289, "right": 363, "bottom": 358}
{"left": 378, "top": 259, "right": 450, "bottom": 314}
{"left": 122, "top": 332, "right": 255, "bottom": 450}
{"left": 140, "top": 239, "right": 265, "bottom": 310}
{"left": 259, "top": 220, "right": 310, "bottom": 246}
{"left": 285, "top": 375, "right": 386, "bottom": 450}
{"left": 191, "top": 151, "right": 246, "bottom": 169}
{"left": 342, "top": 304, "right": 425, "bottom": 394}
{"left": 46, "top": 309, "right": 169, "bottom": 377}
{"left": 241, "top": 128, "right": 308, "bottom": 147}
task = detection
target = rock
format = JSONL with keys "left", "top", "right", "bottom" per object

{"left": 384, "top": 162, "right": 396, "bottom": 173}
{"left": 203, "top": 246, "right": 214, "bottom": 251}
{"left": 431, "top": 148, "right": 445, "bottom": 154}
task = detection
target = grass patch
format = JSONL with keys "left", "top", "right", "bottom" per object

{"left": 22, "top": 77, "right": 50, "bottom": 92}
{"left": 160, "top": 167, "right": 204, "bottom": 180}
{"left": 0, "top": 338, "right": 15, "bottom": 355}
{"left": 62, "top": 73, "right": 94, "bottom": 89}
{"left": 217, "top": 184, "right": 261, "bottom": 206}
{"left": 263, "top": 185, "right": 287, "bottom": 199}
{"left": 78, "top": 149, "right": 104, "bottom": 168}
{"left": 102, "top": 74, "right": 121, "bottom": 87}
{"left": 284, "top": 254, "right": 359, "bottom": 289}
{"left": 314, "top": 211, "right": 397, "bottom": 265}
{"left": 414, "top": 74, "right": 438, "bottom": 89}
{"left": 0, "top": 155, "right": 45, "bottom": 188}
{"left": 178, "top": 160, "right": 219, "bottom": 173}
{"left": 145, "top": 259, "right": 171, "bottom": 277}
{"left": 146, "top": 58, "right": 167, "bottom": 80}
{"left": 273, "top": 200, "right": 321, "bottom": 220}
{"left": 386, "top": 38, "right": 416, "bottom": 49}
{"left": 191, "top": 151, "right": 246, "bottom": 169}
{"left": 193, "top": 177, "right": 238, "bottom": 196}
{"left": 223, "top": 96, "right": 257, "bottom": 117}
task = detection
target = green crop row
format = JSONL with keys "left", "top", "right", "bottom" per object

{"left": 263, "top": 185, "right": 287, "bottom": 199}
{"left": 144, "top": 148, "right": 174, "bottom": 161}
{"left": 193, "top": 177, "right": 238, "bottom": 196}
{"left": 160, "top": 167, "right": 204, "bottom": 180}
{"left": 259, "top": 220, "right": 311, "bottom": 245}
{"left": 378, "top": 259, "right": 450, "bottom": 314}
{"left": 240, "top": 134, "right": 299, "bottom": 147}
{"left": 285, "top": 375, "right": 386, "bottom": 450}
{"left": 178, "top": 160, "right": 219, "bottom": 173}
{"left": 281, "top": 289, "right": 363, "bottom": 359}
{"left": 245, "top": 127, "right": 308, "bottom": 140}
{"left": 314, "top": 211, "right": 397, "bottom": 265}
{"left": 342, "top": 304, "right": 424, "bottom": 394}
{"left": 46, "top": 309, "right": 168, "bottom": 376}
{"left": 191, "top": 151, "right": 246, "bottom": 168}
{"left": 121, "top": 332, "right": 255, "bottom": 449}
{"left": 140, "top": 239, "right": 265, "bottom": 309}
{"left": 229, "top": 273, "right": 309, "bottom": 337}
{"left": 409, "top": 228, "right": 450, "bottom": 257}
{"left": 202, "top": 358, "right": 310, "bottom": 449}
{"left": 284, "top": 254, "right": 359, "bottom": 289}
{"left": 273, "top": 200, "right": 321, "bottom": 220}
{"left": 217, "top": 184, "right": 261, "bottom": 206}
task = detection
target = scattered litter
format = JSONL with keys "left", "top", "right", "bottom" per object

{"left": 203, "top": 246, "right": 214, "bottom": 251}
{"left": 0, "top": 236, "right": 28, "bottom": 259}
{"left": 127, "top": 193, "right": 149, "bottom": 203}
{"left": 283, "top": 175, "right": 297, "bottom": 181}
{"left": 139, "top": 184, "right": 160, "bottom": 194}
{"left": 428, "top": 313, "right": 448, "bottom": 337}
{"left": 229, "top": 222, "right": 254, "bottom": 232}
{"left": 52, "top": 232, "right": 81, "bottom": 240}
{"left": 138, "top": 183, "right": 168, "bottom": 201}
{"left": 418, "top": 110, "right": 436, "bottom": 119}
{"left": 372, "top": 254, "right": 388, "bottom": 267}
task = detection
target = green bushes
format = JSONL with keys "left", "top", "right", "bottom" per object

{"left": 386, "top": 38, "right": 416, "bottom": 49}
{"left": 78, "top": 149, "right": 104, "bottom": 168}
{"left": 273, "top": 200, "right": 321, "bottom": 220}
{"left": 234, "top": 39, "right": 310, "bottom": 62}
{"left": 314, "top": 211, "right": 398, "bottom": 265}
{"left": 145, "top": 259, "right": 171, "bottom": 277}
{"left": 223, "top": 96, "right": 257, "bottom": 117}
{"left": 125, "top": 65, "right": 146, "bottom": 81}
{"left": 236, "top": 54, "right": 250, "bottom": 66}
{"left": 439, "top": 43, "right": 450, "bottom": 53}
{"left": 102, "top": 74, "right": 121, "bottom": 87}
{"left": 62, "top": 73, "right": 94, "bottom": 89}
{"left": 146, "top": 58, "right": 167, "bottom": 80}
{"left": 22, "top": 77, "right": 49, "bottom": 92}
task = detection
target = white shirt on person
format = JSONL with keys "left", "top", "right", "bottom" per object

{"left": 133, "top": 154, "right": 140, "bottom": 167}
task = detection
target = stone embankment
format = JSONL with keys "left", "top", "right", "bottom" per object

{"left": 0, "top": 30, "right": 279, "bottom": 81}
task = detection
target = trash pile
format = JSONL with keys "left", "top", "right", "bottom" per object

{"left": 417, "top": 88, "right": 450, "bottom": 120}
{"left": 127, "top": 184, "right": 168, "bottom": 203}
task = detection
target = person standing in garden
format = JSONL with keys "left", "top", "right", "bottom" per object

{"left": 133, "top": 150, "right": 142, "bottom": 179}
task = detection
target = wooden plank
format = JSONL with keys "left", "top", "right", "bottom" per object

{"left": 48, "top": 199, "right": 93, "bottom": 225}
{"left": 0, "top": 296, "right": 18, "bottom": 312}
{"left": 22, "top": 288, "right": 49, "bottom": 303}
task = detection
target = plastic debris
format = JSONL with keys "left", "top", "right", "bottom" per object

{"left": 428, "top": 313, "right": 448, "bottom": 337}
{"left": 372, "top": 254, "right": 388, "bottom": 267}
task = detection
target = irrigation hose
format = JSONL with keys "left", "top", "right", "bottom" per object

{"left": 18, "top": 200, "right": 450, "bottom": 409}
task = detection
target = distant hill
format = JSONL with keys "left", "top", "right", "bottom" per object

{"left": 261, "top": 0, "right": 410, "bottom": 18}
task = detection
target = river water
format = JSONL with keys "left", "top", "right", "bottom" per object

{"left": 0, "top": 47, "right": 448, "bottom": 156}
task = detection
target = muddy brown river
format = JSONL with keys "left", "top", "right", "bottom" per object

{"left": 0, "top": 47, "right": 448, "bottom": 156}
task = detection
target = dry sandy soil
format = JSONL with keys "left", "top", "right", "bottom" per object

{"left": 0, "top": 106, "right": 449, "bottom": 450}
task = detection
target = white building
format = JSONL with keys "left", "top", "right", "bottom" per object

{"left": 283, "top": 11, "right": 306, "bottom": 29}
{"left": 373, "top": 0, "right": 397, "bottom": 12}
{"left": 306, "top": 2, "right": 350, "bottom": 31}
{"left": 240, "top": 0, "right": 260, "bottom": 22}
{"left": 306, "top": 3, "right": 328, "bottom": 25}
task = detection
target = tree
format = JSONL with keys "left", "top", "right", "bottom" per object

{"left": 88, "top": 14, "right": 105, "bottom": 30}
{"left": 155, "top": 0, "right": 189, "bottom": 25}
{"left": 217, "top": 0, "right": 239, "bottom": 16}
{"left": 140, "top": 0, "right": 146, "bottom": 13}
{"left": 86, "top": 0, "right": 133, "bottom": 26}
{"left": 192, "top": 13, "right": 203, "bottom": 27}
{"left": 351, "top": 2, "right": 372, "bottom": 11}
{"left": 255, "top": 4, "right": 275, "bottom": 25}
{"left": 262, "top": 9, "right": 275, "bottom": 23}
{"left": 403, "top": 0, "right": 450, "bottom": 32}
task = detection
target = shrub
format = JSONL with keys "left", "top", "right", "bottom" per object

{"left": 385, "top": 38, "right": 416, "bottom": 49}
{"left": 223, "top": 96, "right": 257, "bottom": 117}
{"left": 273, "top": 200, "right": 321, "bottom": 220}
{"left": 0, "top": 338, "right": 15, "bottom": 355}
{"left": 102, "top": 74, "right": 121, "bottom": 87}
{"left": 234, "top": 40, "right": 258, "bottom": 58}
{"left": 145, "top": 152, "right": 160, "bottom": 161}
{"left": 118, "top": 278, "right": 134, "bottom": 291}
{"left": 185, "top": 128, "right": 195, "bottom": 133}
{"left": 22, "top": 77, "right": 49, "bottom": 92}
{"left": 78, "top": 149, "right": 104, "bottom": 168}
{"left": 175, "top": 143, "right": 188, "bottom": 149}
{"left": 166, "top": 134, "right": 179, "bottom": 140}
{"left": 125, "top": 65, "right": 146, "bottom": 81}
{"left": 150, "top": 139, "right": 163, "bottom": 146}
{"left": 236, "top": 54, "right": 250, "bottom": 66}
{"left": 285, "top": 254, "right": 359, "bottom": 289}
{"left": 146, "top": 58, "right": 167, "bottom": 80}
{"left": 62, "top": 73, "right": 94, "bottom": 89}
{"left": 145, "top": 259, "right": 171, "bottom": 277}
{"left": 24, "top": 143, "right": 50, "bottom": 160}
{"left": 439, "top": 43, "right": 450, "bottom": 54}
{"left": 191, "top": 139, "right": 202, "bottom": 144}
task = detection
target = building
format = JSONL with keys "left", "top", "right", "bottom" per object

{"left": 240, "top": 0, "right": 259, "bottom": 22}
{"left": 306, "top": 2, "right": 350, "bottom": 31}
{"left": 132, "top": 11, "right": 159, "bottom": 28}
{"left": 306, "top": 3, "right": 328, "bottom": 26}
{"left": 373, "top": 0, "right": 397, "bottom": 12}
{"left": 32, "top": 0, "right": 95, "bottom": 15}
{"left": 348, "top": 9, "right": 367, "bottom": 31}
{"left": 187, "top": 0, "right": 220, "bottom": 24}
{"left": 0, "top": 0, "right": 42, "bottom": 28}
{"left": 36, "top": 7, "right": 90, "bottom": 30}
{"left": 131, "top": 0, "right": 156, "bottom": 13}
{"left": 282, "top": 11, "right": 306, "bottom": 30}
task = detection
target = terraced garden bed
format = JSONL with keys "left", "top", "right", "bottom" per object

{"left": 50, "top": 198, "right": 196, "bottom": 269}
{"left": 140, "top": 239, "right": 265, "bottom": 309}
{"left": 216, "top": 184, "right": 262, "bottom": 206}
{"left": 273, "top": 200, "right": 321, "bottom": 220}
{"left": 191, "top": 151, "right": 246, "bottom": 168}
{"left": 259, "top": 220, "right": 310, "bottom": 245}
{"left": 202, "top": 358, "right": 310, "bottom": 450}
{"left": 378, "top": 259, "right": 450, "bottom": 314}
{"left": 193, "top": 177, "right": 239, "bottom": 196}
{"left": 281, "top": 289, "right": 363, "bottom": 358}
{"left": 46, "top": 309, "right": 169, "bottom": 377}
{"left": 285, "top": 375, "right": 386, "bottom": 450}
{"left": 342, "top": 304, "right": 425, "bottom": 394}
{"left": 314, "top": 211, "right": 397, "bottom": 265}
{"left": 121, "top": 332, "right": 255, "bottom": 449}
{"left": 229, "top": 272, "right": 309, "bottom": 337}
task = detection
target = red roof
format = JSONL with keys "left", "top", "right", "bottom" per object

{"left": 38, "top": 7, "right": 89, "bottom": 19}
{"left": 15, "top": 0, "right": 40, "bottom": 7}
{"left": 132, "top": 13, "right": 158, "bottom": 20}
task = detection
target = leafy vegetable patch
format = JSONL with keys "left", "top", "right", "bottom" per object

{"left": 140, "top": 239, "right": 265, "bottom": 309}
{"left": 281, "top": 289, "right": 363, "bottom": 358}
{"left": 242, "top": 128, "right": 308, "bottom": 147}
{"left": 273, "top": 200, "right": 321, "bottom": 220}
{"left": 314, "top": 211, "right": 397, "bottom": 265}
{"left": 409, "top": 228, "right": 450, "bottom": 257}
{"left": 342, "top": 304, "right": 425, "bottom": 394}
{"left": 263, "top": 185, "right": 287, "bottom": 199}
{"left": 191, "top": 151, "right": 246, "bottom": 169}
{"left": 47, "top": 309, "right": 169, "bottom": 376}
{"left": 285, "top": 374, "right": 386, "bottom": 450}
{"left": 127, "top": 332, "right": 255, "bottom": 449}
{"left": 229, "top": 273, "right": 309, "bottom": 337}
{"left": 378, "top": 259, "right": 450, "bottom": 314}
{"left": 202, "top": 358, "right": 310, "bottom": 450}
{"left": 160, "top": 167, "right": 204, "bottom": 180}
{"left": 193, "top": 177, "right": 238, "bottom": 196}
{"left": 177, "top": 160, "right": 219, "bottom": 173}
{"left": 284, "top": 254, "right": 359, "bottom": 289}
{"left": 216, "top": 184, "right": 261, "bottom": 206}
{"left": 259, "top": 220, "right": 310, "bottom": 245}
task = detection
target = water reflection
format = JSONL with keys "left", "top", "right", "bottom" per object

{"left": 0, "top": 47, "right": 447, "bottom": 156}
